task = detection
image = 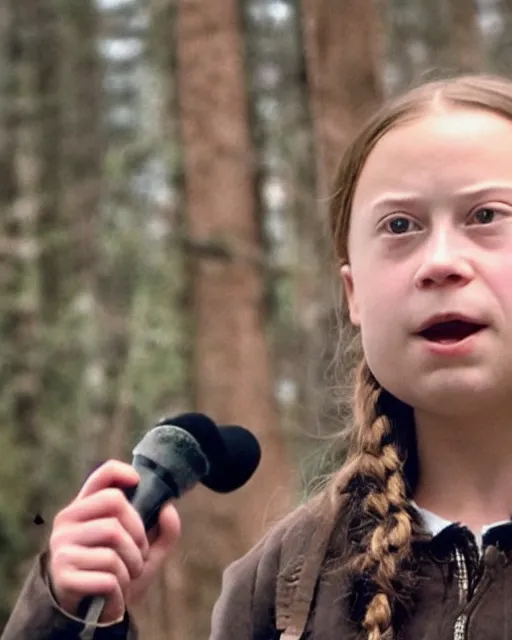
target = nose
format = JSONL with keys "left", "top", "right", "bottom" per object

{"left": 413, "top": 227, "right": 474, "bottom": 289}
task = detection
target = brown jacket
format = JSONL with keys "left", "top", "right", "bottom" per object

{"left": 3, "top": 498, "right": 512, "bottom": 640}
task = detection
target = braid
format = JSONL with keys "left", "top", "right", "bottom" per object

{"left": 346, "top": 359, "right": 415, "bottom": 640}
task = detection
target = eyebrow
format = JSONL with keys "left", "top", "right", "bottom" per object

{"left": 369, "top": 183, "right": 512, "bottom": 213}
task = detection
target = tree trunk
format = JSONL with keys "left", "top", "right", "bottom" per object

{"left": 301, "top": 0, "right": 383, "bottom": 193}
{"left": 418, "top": 0, "right": 484, "bottom": 75}
{"left": 492, "top": 0, "right": 512, "bottom": 74}
{"left": 385, "top": 0, "right": 419, "bottom": 95}
{"left": 11, "top": 0, "right": 61, "bottom": 549}
{"left": 56, "top": 0, "right": 105, "bottom": 483}
{"left": 298, "top": 0, "right": 383, "bottom": 469}
{"left": 83, "top": 0, "right": 143, "bottom": 475}
{"left": 160, "top": 1, "right": 295, "bottom": 638}
{"left": 447, "top": 0, "right": 484, "bottom": 73}
{"left": 0, "top": 0, "right": 31, "bottom": 623}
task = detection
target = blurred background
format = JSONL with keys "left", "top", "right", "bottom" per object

{"left": 0, "top": 0, "right": 510, "bottom": 637}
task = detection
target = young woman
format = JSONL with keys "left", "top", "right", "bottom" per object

{"left": 5, "top": 72, "right": 512, "bottom": 640}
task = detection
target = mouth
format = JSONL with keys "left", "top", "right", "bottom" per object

{"left": 417, "top": 317, "right": 488, "bottom": 344}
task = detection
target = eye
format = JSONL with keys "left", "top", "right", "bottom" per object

{"left": 470, "top": 206, "right": 501, "bottom": 225}
{"left": 383, "top": 216, "right": 420, "bottom": 235}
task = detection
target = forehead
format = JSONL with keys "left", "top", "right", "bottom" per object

{"left": 352, "top": 107, "right": 512, "bottom": 209}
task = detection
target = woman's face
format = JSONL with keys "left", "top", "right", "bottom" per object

{"left": 341, "top": 107, "right": 512, "bottom": 416}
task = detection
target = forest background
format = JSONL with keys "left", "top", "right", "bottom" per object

{"left": 0, "top": 0, "right": 510, "bottom": 637}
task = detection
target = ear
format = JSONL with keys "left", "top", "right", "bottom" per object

{"left": 340, "top": 264, "right": 360, "bottom": 326}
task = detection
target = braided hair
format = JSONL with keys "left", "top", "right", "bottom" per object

{"left": 336, "top": 360, "right": 420, "bottom": 639}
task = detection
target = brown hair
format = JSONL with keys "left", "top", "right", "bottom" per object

{"left": 326, "top": 73, "right": 512, "bottom": 639}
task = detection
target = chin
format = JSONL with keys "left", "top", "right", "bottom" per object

{"left": 403, "top": 376, "right": 506, "bottom": 417}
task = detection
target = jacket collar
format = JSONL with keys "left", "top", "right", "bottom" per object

{"left": 413, "top": 500, "right": 512, "bottom": 550}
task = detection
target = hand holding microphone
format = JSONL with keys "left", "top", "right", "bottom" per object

{"left": 48, "top": 461, "right": 178, "bottom": 625}
{"left": 47, "top": 413, "right": 261, "bottom": 637}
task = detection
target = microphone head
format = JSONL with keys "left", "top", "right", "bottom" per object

{"left": 157, "top": 413, "right": 261, "bottom": 493}
{"left": 202, "top": 425, "right": 261, "bottom": 493}
{"left": 157, "top": 412, "right": 225, "bottom": 469}
{"left": 132, "top": 423, "right": 210, "bottom": 495}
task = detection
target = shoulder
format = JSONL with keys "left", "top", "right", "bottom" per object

{"left": 210, "top": 492, "right": 334, "bottom": 640}
{"left": 216, "top": 495, "right": 323, "bottom": 594}
{"left": 228, "top": 494, "right": 323, "bottom": 581}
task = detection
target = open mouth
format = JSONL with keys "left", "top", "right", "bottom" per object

{"left": 419, "top": 320, "right": 487, "bottom": 344}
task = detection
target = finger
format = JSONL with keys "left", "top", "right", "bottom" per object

{"left": 57, "top": 569, "right": 125, "bottom": 622}
{"left": 56, "top": 489, "right": 149, "bottom": 559}
{"left": 76, "top": 460, "right": 140, "bottom": 501}
{"left": 145, "top": 502, "right": 181, "bottom": 569}
{"left": 54, "top": 518, "right": 145, "bottom": 581}
{"left": 53, "top": 545, "right": 132, "bottom": 592}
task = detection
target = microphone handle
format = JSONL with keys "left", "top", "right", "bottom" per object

{"left": 79, "top": 473, "right": 179, "bottom": 639}
{"left": 125, "top": 469, "right": 179, "bottom": 532}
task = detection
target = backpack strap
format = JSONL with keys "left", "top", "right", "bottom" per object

{"left": 276, "top": 527, "right": 331, "bottom": 639}
{"left": 274, "top": 494, "right": 338, "bottom": 640}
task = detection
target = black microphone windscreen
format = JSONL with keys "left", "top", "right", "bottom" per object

{"left": 202, "top": 425, "right": 261, "bottom": 493}
{"left": 158, "top": 412, "right": 226, "bottom": 468}
{"left": 159, "top": 413, "right": 261, "bottom": 493}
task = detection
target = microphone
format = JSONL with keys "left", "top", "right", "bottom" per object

{"left": 79, "top": 413, "right": 261, "bottom": 639}
{"left": 125, "top": 412, "right": 261, "bottom": 530}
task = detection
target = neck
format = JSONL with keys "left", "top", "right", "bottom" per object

{"left": 413, "top": 405, "right": 512, "bottom": 532}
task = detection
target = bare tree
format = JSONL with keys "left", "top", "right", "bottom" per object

{"left": 387, "top": 0, "right": 484, "bottom": 96}
{"left": 447, "top": 0, "right": 485, "bottom": 72}
{"left": 82, "top": 0, "right": 144, "bottom": 474}
{"left": 297, "top": 0, "right": 383, "bottom": 468}
{"left": 155, "top": 1, "right": 296, "bottom": 638}
{"left": 0, "top": 0, "right": 33, "bottom": 622}
{"left": 301, "top": 0, "right": 383, "bottom": 191}
{"left": 492, "top": 0, "right": 512, "bottom": 74}
{"left": 9, "top": 0, "right": 61, "bottom": 548}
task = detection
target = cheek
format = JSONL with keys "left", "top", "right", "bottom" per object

{"left": 489, "top": 265, "right": 512, "bottom": 326}
{"left": 356, "top": 264, "right": 409, "bottom": 327}
{"left": 355, "top": 266, "right": 409, "bottom": 372}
